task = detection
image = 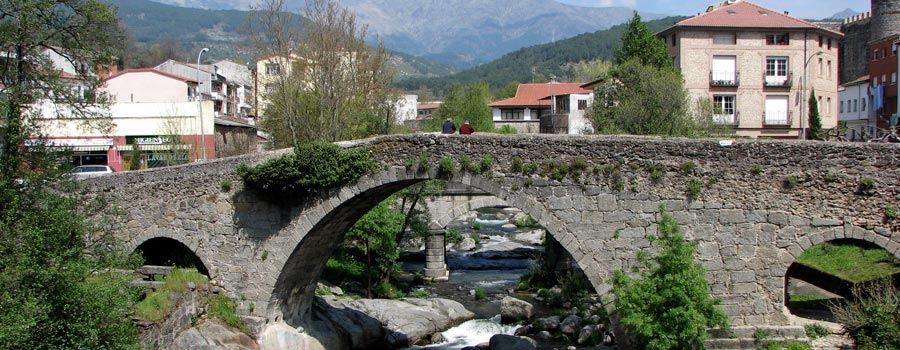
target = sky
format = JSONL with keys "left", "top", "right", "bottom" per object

{"left": 556, "top": 0, "right": 870, "bottom": 20}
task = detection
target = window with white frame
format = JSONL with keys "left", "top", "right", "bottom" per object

{"left": 765, "top": 57, "right": 789, "bottom": 85}
{"left": 712, "top": 55, "right": 737, "bottom": 83}
{"left": 265, "top": 63, "right": 282, "bottom": 75}
{"left": 500, "top": 109, "right": 525, "bottom": 120}
{"left": 712, "top": 95, "right": 736, "bottom": 124}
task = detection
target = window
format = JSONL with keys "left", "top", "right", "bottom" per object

{"left": 827, "top": 38, "right": 832, "bottom": 50}
{"left": 264, "top": 83, "right": 276, "bottom": 93}
{"left": 265, "top": 63, "right": 282, "bottom": 75}
{"left": 501, "top": 109, "right": 524, "bottom": 120}
{"left": 818, "top": 35, "right": 823, "bottom": 47}
{"left": 853, "top": 99, "right": 858, "bottom": 112}
{"left": 827, "top": 60, "right": 832, "bottom": 79}
{"left": 555, "top": 97, "right": 570, "bottom": 113}
{"left": 883, "top": 74, "right": 888, "bottom": 84}
{"left": 764, "top": 95, "right": 789, "bottom": 125}
{"left": 818, "top": 58, "right": 823, "bottom": 77}
{"left": 765, "top": 57, "right": 789, "bottom": 86}
{"left": 840, "top": 101, "right": 844, "bottom": 113}
{"left": 713, "top": 34, "right": 736, "bottom": 45}
{"left": 827, "top": 97, "right": 832, "bottom": 114}
{"left": 862, "top": 98, "right": 867, "bottom": 111}
{"left": 672, "top": 34, "right": 677, "bottom": 47}
{"left": 766, "top": 33, "right": 789, "bottom": 45}
{"left": 577, "top": 99, "right": 587, "bottom": 110}
{"left": 713, "top": 95, "right": 736, "bottom": 124}
{"left": 893, "top": 73, "right": 897, "bottom": 85}
{"left": 711, "top": 55, "right": 737, "bottom": 83}
{"left": 874, "top": 49, "right": 880, "bottom": 60}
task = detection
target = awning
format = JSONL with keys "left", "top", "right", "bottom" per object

{"left": 48, "top": 145, "right": 110, "bottom": 152}
{"left": 117, "top": 144, "right": 192, "bottom": 151}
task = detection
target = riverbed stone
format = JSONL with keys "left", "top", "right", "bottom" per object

{"left": 532, "top": 316, "right": 560, "bottom": 331}
{"left": 457, "top": 237, "right": 477, "bottom": 251}
{"left": 577, "top": 324, "right": 599, "bottom": 345}
{"left": 559, "top": 315, "right": 582, "bottom": 335}
{"left": 500, "top": 297, "right": 534, "bottom": 324}
{"left": 489, "top": 334, "right": 537, "bottom": 350}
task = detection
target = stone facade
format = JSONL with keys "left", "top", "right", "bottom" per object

{"left": 82, "top": 134, "right": 899, "bottom": 333}
{"left": 839, "top": 15, "right": 872, "bottom": 84}
{"left": 871, "top": 0, "right": 900, "bottom": 44}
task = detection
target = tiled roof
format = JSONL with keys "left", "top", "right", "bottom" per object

{"left": 417, "top": 102, "right": 442, "bottom": 110}
{"left": 490, "top": 83, "right": 592, "bottom": 107}
{"left": 105, "top": 68, "right": 198, "bottom": 83}
{"left": 662, "top": 0, "right": 840, "bottom": 35}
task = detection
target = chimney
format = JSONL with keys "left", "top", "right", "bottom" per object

{"left": 783, "top": 11, "right": 789, "bottom": 15}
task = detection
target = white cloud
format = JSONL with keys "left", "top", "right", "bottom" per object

{"left": 557, "top": 0, "right": 639, "bottom": 8}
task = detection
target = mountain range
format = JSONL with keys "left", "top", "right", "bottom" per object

{"left": 144, "top": 0, "right": 659, "bottom": 68}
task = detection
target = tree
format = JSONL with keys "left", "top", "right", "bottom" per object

{"left": 570, "top": 59, "right": 612, "bottom": 82}
{"left": 494, "top": 81, "right": 520, "bottom": 100}
{"left": 588, "top": 59, "right": 704, "bottom": 137}
{"left": 0, "top": 2, "right": 139, "bottom": 347}
{"left": 615, "top": 12, "right": 671, "bottom": 70}
{"left": 431, "top": 82, "right": 493, "bottom": 132}
{"left": 807, "top": 89, "right": 823, "bottom": 140}
{"left": 249, "top": 0, "right": 395, "bottom": 148}
{"left": 613, "top": 207, "right": 729, "bottom": 350}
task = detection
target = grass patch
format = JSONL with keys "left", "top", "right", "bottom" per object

{"left": 207, "top": 294, "right": 248, "bottom": 332}
{"left": 796, "top": 241, "right": 900, "bottom": 283}
{"left": 474, "top": 287, "right": 486, "bottom": 301}
{"left": 804, "top": 323, "right": 829, "bottom": 340}
{"left": 134, "top": 268, "right": 209, "bottom": 322}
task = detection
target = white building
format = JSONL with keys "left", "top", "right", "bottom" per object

{"left": 838, "top": 76, "right": 874, "bottom": 141}
{"left": 489, "top": 82, "right": 594, "bottom": 134}
{"left": 394, "top": 94, "right": 418, "bottom": 124}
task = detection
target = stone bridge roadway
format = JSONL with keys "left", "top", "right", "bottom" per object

{"left": 82, "top": 134, "right": 899, "bottom": 331}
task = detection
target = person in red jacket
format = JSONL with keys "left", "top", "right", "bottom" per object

{"left": 459, "top": 120, "right": 475, "bottom": 135}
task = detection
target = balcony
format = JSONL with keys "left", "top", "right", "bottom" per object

{"left": 712, "top": 111, "right": 739, "bottom": 126}
{"left": 710, "top": 71, "right": 739, "bottom": 87}
{"left": 763, "top": 111, "right": 792, "bottom": 127}
{"left": 539, "top": 114, "right": 569, "bottom": 134}
{"left": 763, "top": 72, "right": 793, "bottom": 88}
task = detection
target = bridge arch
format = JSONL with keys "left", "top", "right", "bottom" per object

{"left": 263, "top": 168, "right": 584, "bottom": 325}
{"left": 428, "top": 195, "right": 510, "bottom": 229}
{"left": 135, "top": 236, "right": 211, "bottom": 277}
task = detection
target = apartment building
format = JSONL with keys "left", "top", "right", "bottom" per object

{"left": 658, "top": 0, "right": 842, "bottom": 138}
{"left": 489, "top": 82, "right": 593, "bottom": 134}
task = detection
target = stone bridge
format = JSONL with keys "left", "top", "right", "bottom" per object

{"left": 82, "top": 134, "right": 899, "bottom": 331}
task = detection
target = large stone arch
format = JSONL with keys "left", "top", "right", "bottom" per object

{"left": 260, "top": 167, "right": 584, "bottom": 326}
{"left": 135, "top": 236, "right": 211, "bottom": 276}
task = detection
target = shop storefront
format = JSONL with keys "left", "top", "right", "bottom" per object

{"left": 120, "top": 135, "right": 192, "bottom": 170}
{"left": 38, "top": 138, "right": 115, "bottom": 167}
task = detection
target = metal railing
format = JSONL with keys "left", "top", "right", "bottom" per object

{"left": 763, "top": 72, "right": 793, "bottom": 88}
{"left": 762, "top": 111, "right": 792, "bottom": 127}
{"left": 712, "top": 111, "right": 739, "bottom": 126}
{"left": 539, "top": 114, "right": 569, "bottom": 134}
{"left": 710, "top": 71, "right": 740, "bottom": 87}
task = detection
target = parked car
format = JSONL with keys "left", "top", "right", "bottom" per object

{"left": 70, "top": 165, "right": 114, "bottom": 180}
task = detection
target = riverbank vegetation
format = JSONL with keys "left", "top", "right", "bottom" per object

{"left": 830, "top": 279, "right": 899, "bottom": 349}
{"left": 795, "top": 241, "right": 900, "bottom": 283}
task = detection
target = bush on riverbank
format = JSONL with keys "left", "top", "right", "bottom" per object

{"left": 830, "top": 278, "right": 899, "bottom": 350}
{"left": 612, "top": 206, "right": 729, "bottom": 350}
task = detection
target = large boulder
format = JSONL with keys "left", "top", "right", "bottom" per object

{"left": 488, "top": 334, "right": 537, "bottom": 350}
{"left": 559, "top": 315, "right": 582, "bottom": 335}
{"left": 456, "top": 236, "right": 477, "bottom": 251}
{"left": 500, "top": 297, "right": 534, "bottom": 324}
{"left": 531, "top": 316, "right": 560, "bottom": 332}
{"left": 577, "top": 325, "right": 599, "bottom": 345}
{"left": 257, "top": 322, "right": 326, "bottom": 350}
{"left": 511, "top": 229, "right": 544, "bottom": 246}
{"left": 172, "top": 320, "right": 258, "bottom": 349}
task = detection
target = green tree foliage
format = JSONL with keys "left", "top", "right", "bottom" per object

{"left": 397, "top": 17, "right": 685, "bottom": 94}
{"left": 589, "top": 59, "right": 705, "bottom": 137}
{"left": 807, "top": 89, "right": 823, "bottom": 140}
{"left": 430, "top": 82, "right": 493, "bottom": 132}
{"left": 237, "top": 143, "right": 377, "bottom": 203}
{"left": 571, "top": 59, "right": 613, "bottom": 82}
{"left": 615, "top": 12, "right": 672, "bottom": 69}
{"left": 830, "top": 279, "right": 899, "bottom": 350}
{"left": 494, "top": 81, "right": 520, "bottom": 100}
{"left": 343, "top": 200, "right": 405, "bottom": 297}
{"left": 613, "top": 207, "right": 729, "bottom": 350}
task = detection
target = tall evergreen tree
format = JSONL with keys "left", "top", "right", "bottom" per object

{"left": 807, "top": 89, "right": 823, "bottom": 140}
{"left": 615, "top": 12, "right": 672, "bottom": 70}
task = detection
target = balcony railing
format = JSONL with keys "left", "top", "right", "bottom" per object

{"left": 710, "top": 71, "right": 740, "bottom": 87}
{"left": 539, "top": 114, "right": 569, "bottom": 134}
{"left": 712, "top": 111, "right": 739, "bottom": 126}
{"left": 763, "top": 72, "right": 793, "bottom": 88}
{"left": 763, "top": 111, "right": 792, "bottom": 127}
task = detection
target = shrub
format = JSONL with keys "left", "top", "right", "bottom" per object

{"left": 612, "top": 206, "right": 729, "bottom": 350}
{"left": 207, "top": 294, "right": 247, "bottom": 332}
{"left": 680, "top": 161, "right": 696, "bottom": 175}
{"left": 885, "top": 206, "right": 898, "bottom": 222}
{"left": 783, "top": 176, "right": 799, "bottom": 190}
{"left": 829, "top": 279, "right": 899, "bottom": 349}
{"left": 514, "top": 214, "right": 541, "bottom": 229}
{"left": 237, "top": 143, "right": 377, "bottom": 203}
{"left": 510, "top": 183, "right": 521, "bottom": 191}
{"left": 474, "top": 288, "right": 486, "bottom": 301}
{"left": 559, "top": 270, "right": 590, "bottom": 303}
{"left": 571, "top": 157, "right": 589, "bottom": 174}
{"left": 522, "top": 162, "right": 538, "bottom": 175}
{"left": 495, "top": 125, "right": 517, "bottom": 134}
{"left": 220, "top": 179, "right": 232, "bottom": 192}
{"left": 751, "top": 164, "right": 763, "bottom": 175}
{"left": 460, "top": 155, "right": 475, "bottom": 173}
{"left": 648, "top": 163, "right": 665, "bottom": 184}
{"left": 446, "top": 228, "right": 464, "bottom": 244}
{"left": 409, "top": 289, "right": 431, "bottom": 299}
{"left": 470, "top": 233, "right": 481, "bottom": 245}
{"left": 479, "top": 155, "right": 494, "bottom": 174}
{"left": 471, "top": 222, "right": 481, "bottom": 231}
{"left": 418, "top": 150, "right": 430, "bottom": 169}
{"left": 510, "top": 156, "right": 524, "bottom": 173}
{"left": 686, "top": 178, "right": 703, "bottom": 199}
{"left": 378, "top": 281, "right": 404, "bottom": 299}
{"left": 134, "top": 268, "right": 209, "bottom": 322}
{"left": 857, "top": 178, "right": 876, "bottom": 196}
{"left": 804, "top": 323, "right": 829, "bottom": 340}
{"left": 438, "top": 157, "right": 457, "bottom": 177}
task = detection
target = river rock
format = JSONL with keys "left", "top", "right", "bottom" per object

{"left": 172, "top": 320, "right": 258, "bottom": 349}
{"left": 322, "top": 297, "right": 475, "bottom": 347}
{"left": 534, "top": 331, "right": 552, "bottom": 341}
{"left": 511, "top": 229, "right": 544, "bottom": 246}
{"left": 532, "top": 316, "right": 560, "bottom": 331}
{"left": 500, "top": 223, "right": 518, "bottom": 231}
{"left": 488, "top": 334, "right": 537, "bottom": 350}
{"left": 501, "top": 207, "right": 521, "bottom": 215}
{"left": 495, "top": 213, "right": 509, "bottom": 220}
{"left": 316, "top": 282, "right": 344, "bottom": 296}
{"left": 500, "top": 297, "right": 534, "bottom": 324}
{"left": 577, "top": 325, "right": 598, "bottom": 345}
{"left": 514, "top": 325, "right": 531, "bottom": 336}
{"left": 559, "top": 315, "right": 582, "bottom": 335}
{"left": 257, "top": 322, "right": 326, "bottom": 350}
{"left": 456, "top": 236, "right": 477, "bottom": 251}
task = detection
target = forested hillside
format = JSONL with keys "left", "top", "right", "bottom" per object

{"left": 398, "top": 16, "right": 685, "bottom": 95}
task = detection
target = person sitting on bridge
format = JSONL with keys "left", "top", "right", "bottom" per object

{"left": 441, "top": 118, "right": 456, "bottom": 134}
{"left": 459, "top": 120, "right": 474, "bottom": 135}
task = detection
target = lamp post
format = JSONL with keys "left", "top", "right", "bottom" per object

{"left": 196, "top": 47, "right": 209, "bottom": 160}
{"left": 800, "top": 51, "right": 823, "bottom": 140}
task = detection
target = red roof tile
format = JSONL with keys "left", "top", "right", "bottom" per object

{"left": 105, "top": 68, "right": 198, "bottom": 83}
{"left": 490, "top": 83, "right": 592, "bottom": 107}
{"left": 663, "top": 0, "right": 840, "bottom": 35}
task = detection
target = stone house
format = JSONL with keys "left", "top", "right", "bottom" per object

{"left": 657, "top": 0, "right": 842, "bottom": 139}
{"left": 489, "top": 82, "right": 594, "bottom": 134}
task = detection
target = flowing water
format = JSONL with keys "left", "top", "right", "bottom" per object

{"left": 405, "top": 315, "right": 521, "bottom": 350}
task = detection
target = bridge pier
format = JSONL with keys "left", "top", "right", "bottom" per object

{"left": 424, "top": 229, "right": 449, "bottom": 281}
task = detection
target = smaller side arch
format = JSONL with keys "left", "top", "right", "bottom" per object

{"left": 428, "top": 196, "right": 510, "bottom": 229}
{"left": 135, "top": 236, "right": 211, "bottom": 277}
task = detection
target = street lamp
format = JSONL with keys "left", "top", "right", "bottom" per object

{"left": 196, "top": 47, "right": 209, "bottom": 160}
{"left": 800, "top": 51, "right": 823, "bottom": 140}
